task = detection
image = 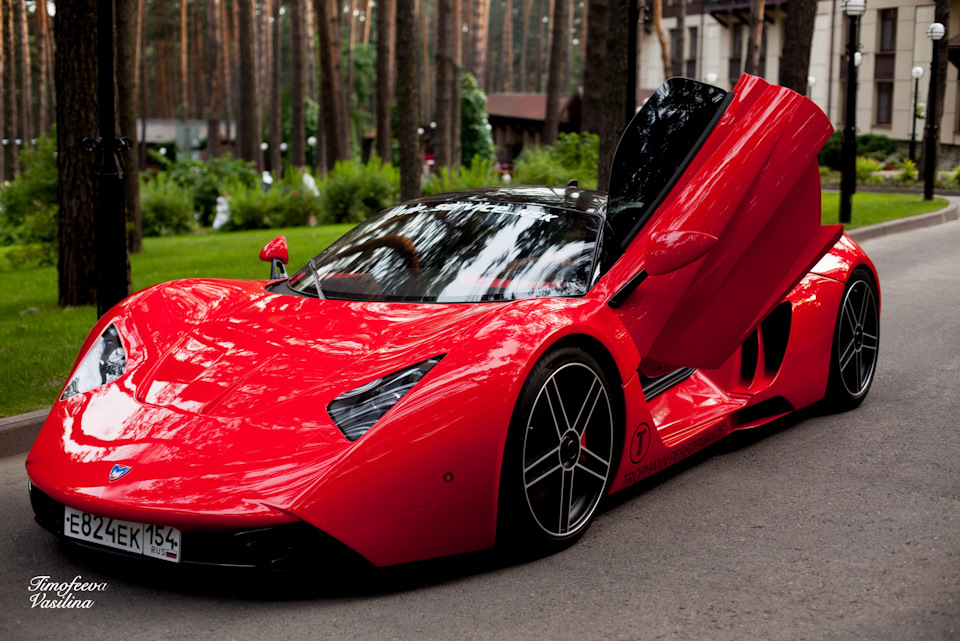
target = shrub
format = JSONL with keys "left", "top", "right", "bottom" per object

{"left": 150, "top": 153, "right": 258, "bottom": 226}
{"left": 423, "top": 156, "right": 500, "bottom": 195}
{"left": 318, "top": 157, "right": 400, "bottom": 223}
{"left": 857, "top": 134, "right": 898, "bottom": 162}
{"left": 513, "top": 132, "right": 599, "bottom": 190}
{"left": 817, "top": 131, "right": 843, "bottom": 170}
{"left": 140, "top": 173, "right": 196, "bottom": 236}
{"left": 899, "top": 159, "right": 918, "bottom": 182}
{"left": 855, "top": 156, "right": 883, "bottom": 183}
{"left": 220, "top": 171, "right": 326, "bottom": 231}
{"left": 818, "top": 131, "right": 899, "bottom": 169}
{"left": 0, "top": 130, "right": 58, "bottom": 267}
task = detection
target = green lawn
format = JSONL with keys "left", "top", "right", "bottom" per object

{"left": 0, "top": 191, "right": 952, "bottom": 418}
{"left": 0, "top": 225, "right": 352, "bottom": 418}
{"left": 821, "top": 192, "right": 948, "bottom": 228}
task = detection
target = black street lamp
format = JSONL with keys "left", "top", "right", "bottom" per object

{"left": 924, "top": 22, "right": 946, "bottom": 201}
{"left": 910, "top": 65, "right": 924, "bottom": 162}
{"left": 839, "top": 0, "right": 866, "bottom": 226}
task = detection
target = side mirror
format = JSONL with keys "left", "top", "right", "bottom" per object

{"left": 645, "top": 230, "right": 718, "bottom": 276}
{"left": 259, "top": 236, "right": 289, "bottom": 279}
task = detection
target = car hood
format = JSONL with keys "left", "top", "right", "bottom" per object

{"left": 125, "top": 279, "right": 502, "bottom": 419}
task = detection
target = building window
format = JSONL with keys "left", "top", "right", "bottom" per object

{"left": 879, "top": 9, "right": 897, "bottom": 52}
{"left": 729, "top": 25, "right": 743, "bottom": 81}
{"left": 687, "top": 26, "right": 698, "bottom": 78}
{"left": 876, "top": 82, "right": 893, "bottom": 125}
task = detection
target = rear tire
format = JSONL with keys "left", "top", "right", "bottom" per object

{"left": 497, "top": 347, "right": 620, "bottom": 555}
{"left": 824, "top": 267, "right": 879, "bottom": 411}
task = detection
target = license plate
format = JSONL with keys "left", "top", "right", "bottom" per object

{"left": 63, "top": 506, "right": 182, "bottom": 563}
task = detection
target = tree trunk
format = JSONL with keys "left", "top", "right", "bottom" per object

{"left": 260, "top": 0, "right": 271, "bottom": 119}
{"left": 0, "top": 0, "right": 4, "bottom": 182}
{"left": 305, "top": 0, "right": 319, "bottom": 105}
{"left": 451, "top": 0, "right": 462, "bottom": 168}
{"left": 180, "top": 0, "right": 188, "bottom": 120}
{"left": 345, "top": 0, "right": 358, "bottom": 147}
{"left": 651, "top": 0, "right": 670, "bottom": 81}
{"left": 597, "top": 0, "right": 628, "bottom": 191}
{"left": 563, "top": 0, "right": 574, "bottom": 93}
{"left": 470, "top": 0, "right": 489, "bottom": 90}
{"left": 435, "top": 0, "right": 454, "bottom": 170}
{"left": 269, "top": 0, "right": 281, "bottom": 174}
{"left": 518, "top": 0, "right": 532, "bottom": 92}
{"left": 38, "top": 0, "right": 55, "bottom": 132}
{"left": 14, "top": 0, "right": 30, "bottom": 140}
{"left": 221, "top": 0, "right": 234, "bottom": 151}
{"left": 316, "top": 0, "right": 351, "bottom": 167}
{"left": 745, "top": 0, "right": 764, "bottom": 76}
{"left": 230, "top": 0, "right": 242, "bottom": 152}
{"left": 238, "top": 0, "right": 261, "bottom": 168}
{"left": 376, "top": 0, "right": 395, "bottom": 162}
{"left": 533, "top": 2, "right": 543, "bottom": 92}
{"left": 581, "top": 0, "right": 608, "bottom": 135}
{"left": 117, "top": 0, "right": 143, "bottom": 254}
{"left": 35, "top": 0, "right": 50, "bottom": 134}
{"left": 500, "top": 0, "right": 513, "bottom": 92}
{"left": 363, "top": 0, "right": 373, "bottom": 45}
{"left": 543, "top": 0, "right": 568, "bottom": 144}
{"left": 291, "top": 0, "right": 307, "bottom": 168}
{"left": 194, "top": 0, "right": 204, "bottom": 120}
{"left": 3, "top": 0, "right": 18, "bottom": 177}
{"left": 139, "top": 0, "right": 147, "bottom": 168}
{"left": 578, "top": 0, "right": 587, "bottom": 84}
{"left": 206, "top": 0, "right": 223, "bottom": 158}
{"left": 778, "top": 0, "right": 816, "bottom": 94}
{"left": 919, "top": 0, "right": 951, "bottom": 178}
{"left": 397, "top": 0, "right": 420, "bottom": 200}
{"left": 55, "top": 0, "right": 99, "bottom": 306}
{"left": 421, "top": 1, "right": 431, "bottom": 121}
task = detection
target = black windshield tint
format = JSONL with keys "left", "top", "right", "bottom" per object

{"left": 607, "top": 78, "right": 730, "bottom": 246}
{"left": 289, "top": 201, "right": 602, "bottom": 303}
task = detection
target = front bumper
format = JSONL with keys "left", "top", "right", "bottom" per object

{"left": 29, "top": 485, "right": 369, "bottom": 572}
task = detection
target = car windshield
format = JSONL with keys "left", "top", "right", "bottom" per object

{"left": 288, "top": 201, "right": 603, "bottom": 303}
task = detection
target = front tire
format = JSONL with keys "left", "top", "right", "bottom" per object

{"left": 498, "top": 347, "right": 620, "bottom": 553}
{"left": 824, "top": 267, "right": 879, "bottom": 411}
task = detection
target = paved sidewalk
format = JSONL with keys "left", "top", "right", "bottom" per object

{"left": 2, "top": 198, "right": 958, "bottom": 459}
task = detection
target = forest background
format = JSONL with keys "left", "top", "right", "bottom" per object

{"left": 0, "top": 0, "right": 864, "bottom": 309}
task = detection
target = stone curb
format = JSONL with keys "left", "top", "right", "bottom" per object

{"left": 2, "top": 201, "right": 958, "bottom": 460}
{"left": 847, "top": 201, "right": 959, "bottom": 242}
{"left": 0, "top": 408, "right": 50, "bottom": 459}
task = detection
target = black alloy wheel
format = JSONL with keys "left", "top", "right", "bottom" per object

{"left": 499, "top": 347, "right": 619, "bottom": 552}
{"left": 825, "top": 267, "right": 880, "bottom": 410}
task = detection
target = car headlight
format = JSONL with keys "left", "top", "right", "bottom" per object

{"left": 328, "top": 356, "right": 444, "bottom": 441}
{"left": 60, "top": 325, "right": 127, "bottom": 401}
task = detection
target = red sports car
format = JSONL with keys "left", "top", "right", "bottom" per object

{"left": 26, "top": 75, "right": 879, "bottom": 570}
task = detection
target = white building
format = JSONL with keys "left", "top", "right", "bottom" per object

{"left": 639, "top": 0, "right": 960, "bottom": 162}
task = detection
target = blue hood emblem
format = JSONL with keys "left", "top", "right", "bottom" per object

{"left": 108, "top": 464, "right": 132, "bottom": 482}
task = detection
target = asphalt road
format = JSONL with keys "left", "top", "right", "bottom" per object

{"left": 2, "top": 221, "right": 958, "bottom": 641}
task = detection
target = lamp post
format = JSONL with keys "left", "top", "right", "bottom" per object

{"left": 910, "top": 66, "right": 924, "bottom": 161}
{"left": 705, "top": 72, "right": 718, "bottom": 85}
{"left": 924, "top": 23, "right": 946, "bottom": 200}
{"left": 839, "top": 0, "right": 865, "bottom": 225}
{"left": 807, "top": 75, "right": 816, "bottom": 98}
